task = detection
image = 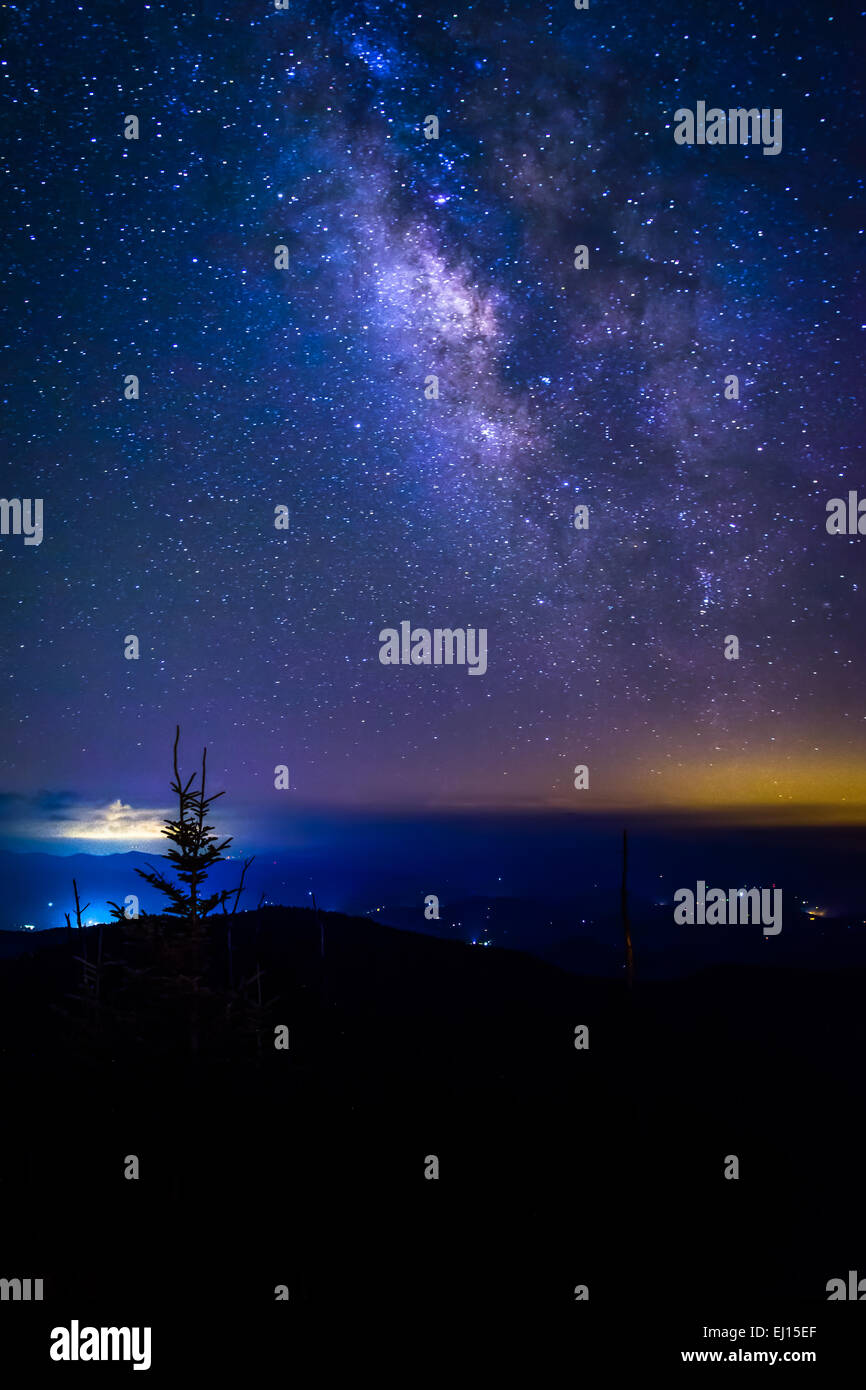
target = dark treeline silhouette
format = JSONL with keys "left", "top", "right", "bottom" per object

{"left": 0, "top": 734, "right": 863, "bottom": 1370}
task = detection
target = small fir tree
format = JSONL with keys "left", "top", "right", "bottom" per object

{"left": 135, "top": 725, "right": 250, "bottom": 929}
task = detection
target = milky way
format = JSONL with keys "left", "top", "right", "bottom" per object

{"left": 1, "top": 0, "right": 864, "bottom": 827}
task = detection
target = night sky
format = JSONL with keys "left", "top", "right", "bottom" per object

{"left": 2, "top": 0, "right": 864, "bottom": 851}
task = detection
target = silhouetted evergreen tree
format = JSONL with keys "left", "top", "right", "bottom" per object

{"left": 135, "top": 725, "right": 252, "bottom": 928}
{"left": 52, "top": 728, "right": 270, "bottom": 1068}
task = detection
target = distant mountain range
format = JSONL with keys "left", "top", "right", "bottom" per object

{"left": 2, "top": 847, "right": 865, "bottom": 979}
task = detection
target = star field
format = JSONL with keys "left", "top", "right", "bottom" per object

{"left": 1, "top": 0, "right": 864, "bottom": 823}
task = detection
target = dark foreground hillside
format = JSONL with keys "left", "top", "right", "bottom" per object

{"left": 0, "top": 906, "right": 863, "bottom": 1372}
